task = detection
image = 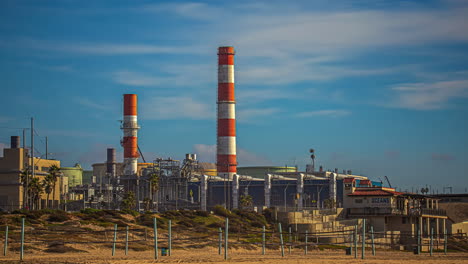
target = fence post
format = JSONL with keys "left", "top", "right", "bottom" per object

{"left": 444, "top": 226, "right": 448, "bottom": 255}
{"left": 350, "top": 230, "right": 353, "bottom": 256}
{"left": 305, "top": 230, "right": 308, "bottom": 255}
{"left": 371, "top": 226, "right": 375, "bottom": 256}
{"left": 262, "top": 226, "right": 265, "bottom": 255}
{"left": 288, "top": 226, "right": 292, "bottom": 254}
{"left": 362, "top": 219, "right": 366, "bottom": 259}
{"left": 112, "top": 224, "right": 117, "bottom": 256}
{"left": 417, "top": 228, "right": 421, "bottom": 254}
{"left": 3, "top": 225, "right": 8, "bottom": 256}
{"left": 224, "top": 218, "right": 229, "bottom": 260}
{"left": 430, "top": 227, "right": 433, "bottom": 256}
{"left": 153, "top": 218, "right": 158, "bottom": 260}
{"left": 354, "top": 225, "right": 358, "bottom": 259}
{"left": 20, "top": 218, "right": 24, "bottom": 261}
{"left": 168, "top": 220, "right": 172, "bottom": 256}
{"left": 218, "top": 228, "right": 222, "bottom": 255}
{"left": 125, "top": 226, "right": 129, "bottom": 256}
{"left": 278, "top": 223, "right": 285, "bottom": 257}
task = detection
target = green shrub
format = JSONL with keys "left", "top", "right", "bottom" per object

{"left": 213, "top": 205, "right": 231, "bottom": 217}
{"left": 80, "top": 208, "right": 101, "bottom": 214}
{"left": 195, "top": 210, "right": 210, "bottom": 217}
{"left": 121, "top": 209, "right": 139, "bottom": 217}
{"left": 48, "top": 212, "right": 69, "bottom": 222}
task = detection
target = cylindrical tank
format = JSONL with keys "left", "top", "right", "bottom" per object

{"left": 61, "top": 163, "right": 83, "bottom": 187}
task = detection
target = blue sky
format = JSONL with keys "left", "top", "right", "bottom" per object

{"left": 0, "top": 0, "right": 467, "bottom": 193}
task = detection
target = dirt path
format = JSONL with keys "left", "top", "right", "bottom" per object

{"left": 1, "top": 246, "right": 468, "bottom": 264}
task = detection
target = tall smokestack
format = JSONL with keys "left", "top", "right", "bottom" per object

{"left": 217, "top": 46, "right": 237, "bottom": 179}
{"left": 122, "top": 94, "right": 139, "bottom": 176}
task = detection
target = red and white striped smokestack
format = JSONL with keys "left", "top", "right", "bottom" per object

{"left": 122, "top": 94, "right": 139, "bottom": 176}
{"left": 217, "top": 46, "right": 237, "bottom": 179}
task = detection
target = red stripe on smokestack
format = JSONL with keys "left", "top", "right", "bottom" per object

{"left": 123, "top": 137, "right": 138, "bottom": 158}
{"left": 217, "top": 46, "right": 237, "bottom": 177}
{"left": 217, "top": 119, "right": 236, "bottom": 136}
{"left": 218, "top": 83, "right": 235, "bottom": 101}
{"left": 124, "top": 94, "right": 137, "bottom": 116}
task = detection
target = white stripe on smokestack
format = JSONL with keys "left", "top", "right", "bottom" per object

{"left": 218, "top": 103, "right": 236, "bottom": 119}
{"left": 217, "top": 46, "right": 237, "bottom": 179}
{"left": 122, "top": 94, "right": 139, "bottom": 176}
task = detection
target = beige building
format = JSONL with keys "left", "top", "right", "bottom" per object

{"left": 0, "top": 137, "right": 68, "bottom": 211}
{"left": 343, "top": 178, "right": 447, "bottom": 249}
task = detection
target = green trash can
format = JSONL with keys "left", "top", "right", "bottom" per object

{"left": 345, "top": 247, "right": 352, "bottom": 255}
{"left": 161, "top": 247, "right": 168, "bottom": 256}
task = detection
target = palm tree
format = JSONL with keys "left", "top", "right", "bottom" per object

{"left": 28, "top": 177, "right": 43, "bottom": 210}
{"left": 42, "top": 174, "right": 53, "bottom": 209}
{"left": 48, "top": 165, "right": 61, "bottom": 209}
{"left": 20, "top": 168, "right": 31, "bottom": 209}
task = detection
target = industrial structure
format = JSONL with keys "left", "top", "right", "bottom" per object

{"left": 122, "top": 94, "right": 140, "bottom": 176}
{"left": 217, "top": 46, "right": 237, "bottom": 180}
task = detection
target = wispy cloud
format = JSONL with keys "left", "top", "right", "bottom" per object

{"left": 73, "top": 96, "right": 113, "bottom": 111}
{"left": 141, "top": 97, "right": 213, "bottom": 120}
{"left": 296, "top": 110, "right": 351, "bottom": 118}
{"left": 386, "top": 79, "right": 468, "bottom": 110}
{"left": 0, "top": 116, "right": 12, "bottom": 123}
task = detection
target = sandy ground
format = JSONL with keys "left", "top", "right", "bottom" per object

{"left": 1, "top": 246, "right": 467, "bottom": 264}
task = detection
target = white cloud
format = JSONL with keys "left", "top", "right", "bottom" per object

{"left": 387, "top": 79, "right": 468, "bottom": 110}
{"left": 73, "top": 96, "right": 112, "bottom": 111}
{"left": 193, "top": 143, "right": 271, "bottom": 166}
{"left": 112, "top": 71, "right": 165, "bottom": 87}
{"left": 141, "top": 96, "right": 214, "bottom": 120}
{"left": 296, "top": 110, "right": 351, "bottom": 118}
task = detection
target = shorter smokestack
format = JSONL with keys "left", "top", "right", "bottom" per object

{"left": 106, "top": 148, "right": 116, "bottom": 175}
{"left": 11, "top": 136, "right": 20, "bottom": 149}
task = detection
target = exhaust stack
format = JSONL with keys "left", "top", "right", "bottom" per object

{"left": 122, "top": 94, "right": 139, "bottom": 176}
{"left": 217, "top": 46, "right": 237, "bottom": 179}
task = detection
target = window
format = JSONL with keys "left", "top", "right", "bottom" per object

{"left": 355, "top": 199, "right": 363, "bottom": 203}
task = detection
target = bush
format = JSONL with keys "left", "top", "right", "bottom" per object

{"left": 80, "top": 208, "right": 101, "bottom": 214}
{"left": 48, "top": 212, "right": 69, "bottom": 222}
{"left": 213, "top": 205, "right": 231, "bottom": 218}
{"left": 195, "top": 210, "right": 210, "bottom": 217}
{"left": 121, "top": 209, "right": 139, "bottom": 217}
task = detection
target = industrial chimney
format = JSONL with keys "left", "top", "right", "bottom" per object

{"left": 122, "top": 94, "right": 139, "bottom": 176}
{"left": 106, "top": 148, "right": 116, "bottom": 177}
{"left": 10, "top": 136, "right": 20, "bottom": 149}
{"left": 217, "top": 46, "right": 237, "bottom": 179}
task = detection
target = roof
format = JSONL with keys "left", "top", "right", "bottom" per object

{"left": 344, "top": 177, "right": 356, "bottom": 183}
{"left": 348, "top": 188, "right": 403, "bottom": 196}
{"left": 359, "top": 179, "right": 372, "bottom": 186}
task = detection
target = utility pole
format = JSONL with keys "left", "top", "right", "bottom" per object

{"left": 45, "top": 136, "right": 48, "bottom": 160}
{"left": 29, "top": 117, "right": 34, "bottom": 210}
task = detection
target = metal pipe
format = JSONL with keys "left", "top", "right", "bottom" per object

{"left": 153, "top": 218, "right": 158, "bottom": 259}
{"left": 262, "top": 226, "right": 266, "bottom": 255}
{"left": 112, "top": 224, "right": 117, "bottom": 256}
{"left": 362, "top": 219, "right": 366, "bottom": 259}
{"left": 430, "top": 227, "right": 433, "bottom": 256}
{"left": 417, "top": 228, "right": 421, "bottom": 254}
{"left": 288, "top": 226, "right": 292, "bottom": 254}
{"left": 20, "top": 218, "right": 25, "bottom": 261}
{"left": 168, "top": 220, "right": 172, "bottom": 256}
{"left": 218, "top": 228, "right": 222, "bottom": 255}
{"left": 224, "top": 218, "right": 229, "bottom": 260}
{"left": 371, "top": 226, "right": 375, "bottom": 256}
{"left": 278, "top": 223, "right": 284, "bottom": 257}
{"left": 305, "top": 230, "right": 308, "bottom": 255}
{"left": 354, "top": 225, "right": 357, "bottom": 259}
{"left": 125, "top": 226, "right": 129, "bottom": 256}
{"left": 444, "top": 228, "right": 447, "bottom": 255}
{"left": 3, "top": 225, "right": 8, "bottom": 256}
